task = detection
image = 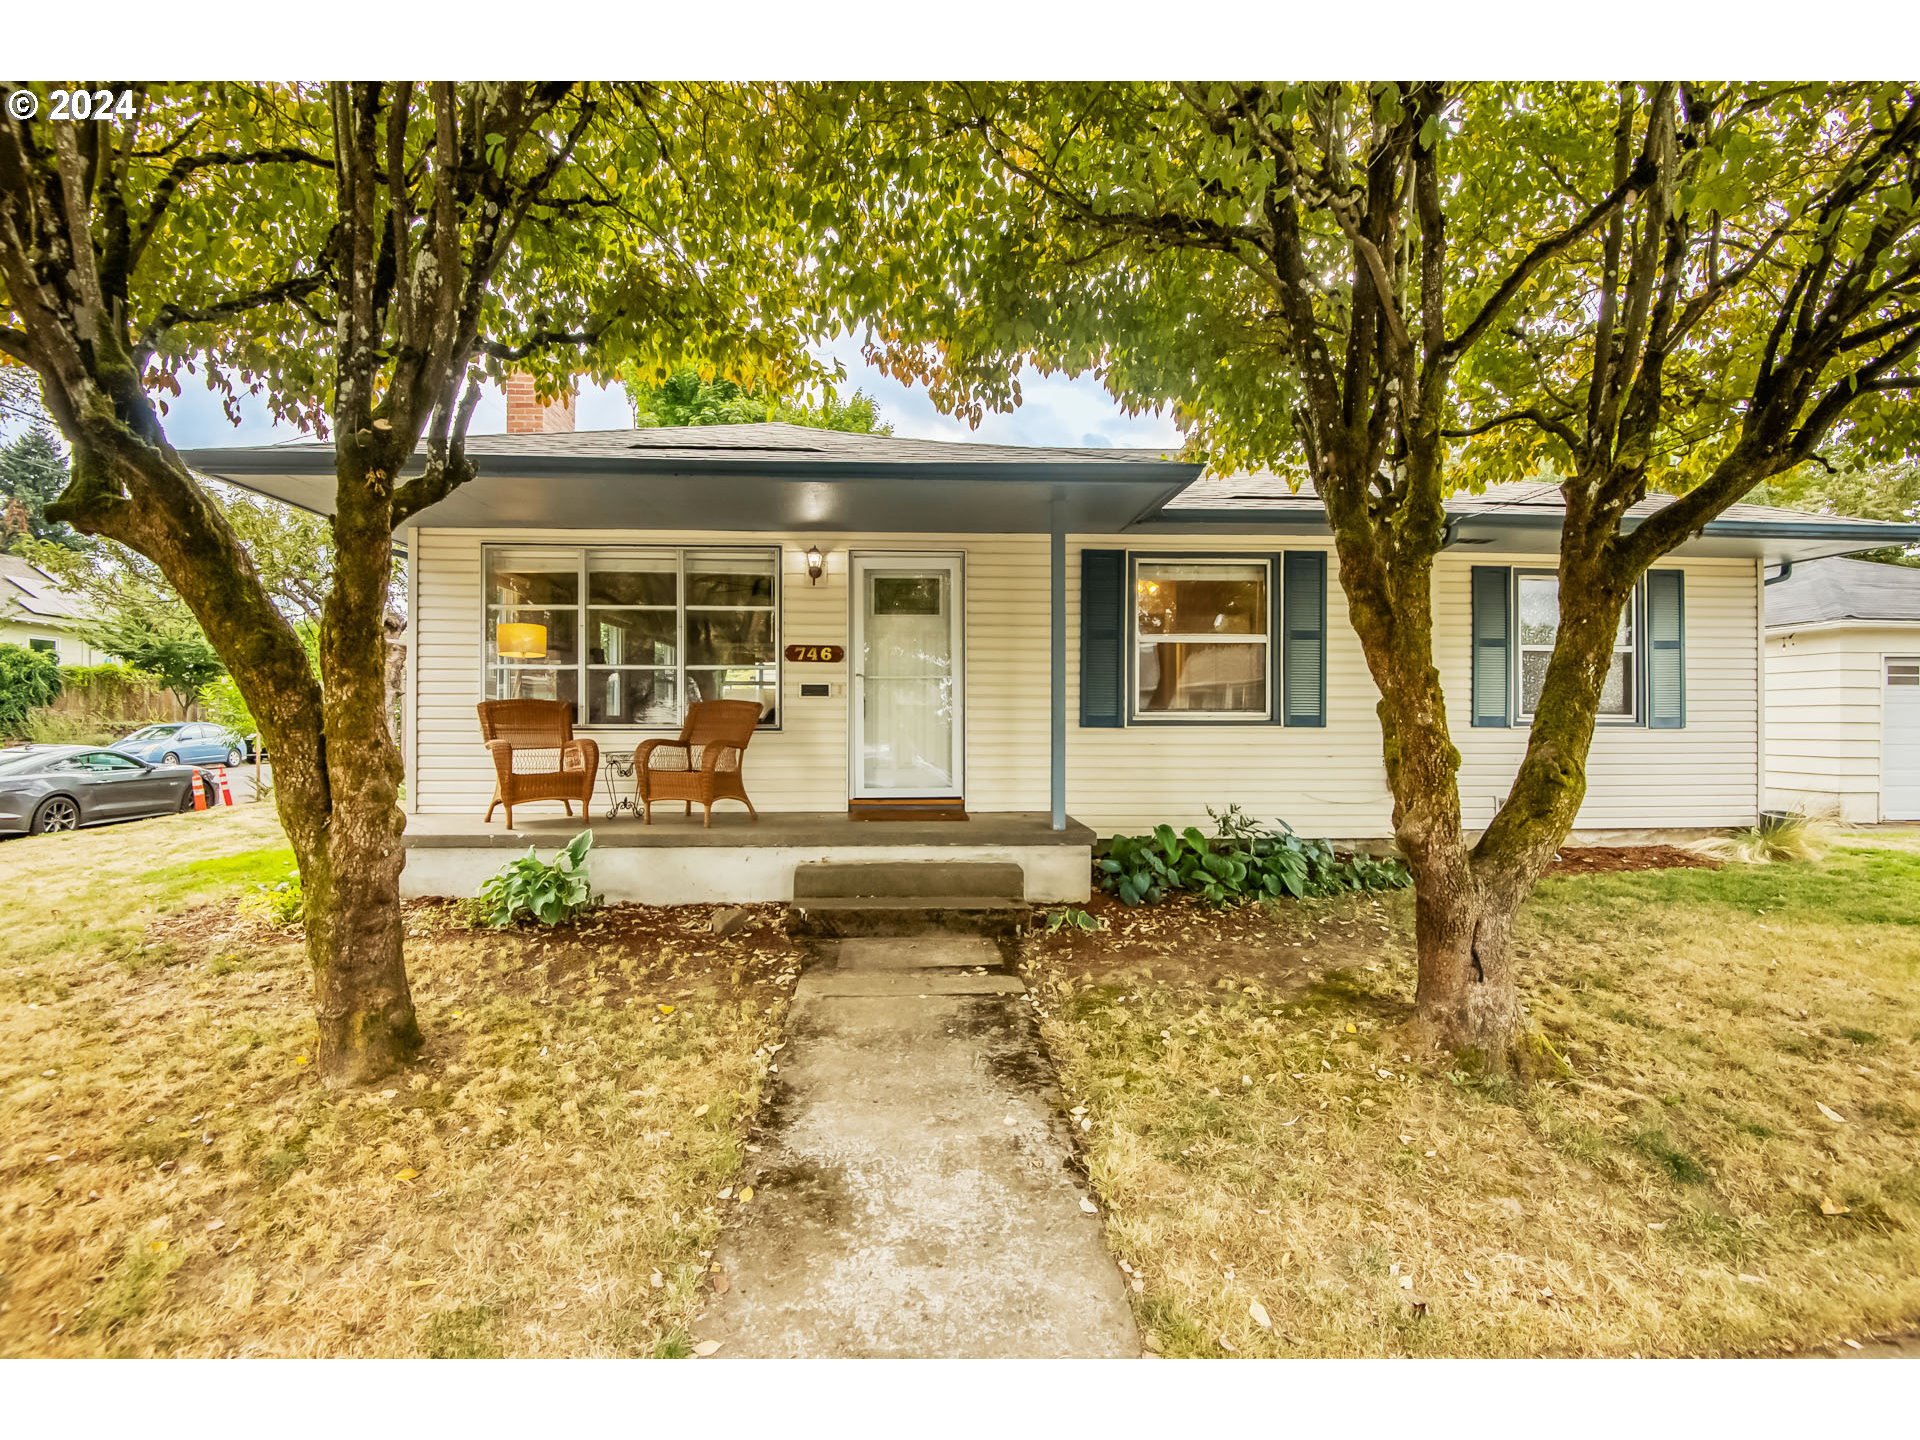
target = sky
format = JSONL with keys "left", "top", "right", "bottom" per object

{"left": 48, "top": 333, "right": 1187, "bottom": 454}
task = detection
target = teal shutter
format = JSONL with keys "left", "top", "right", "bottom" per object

{"left": 1079, "top": 549, "right": 1126, "bottom": 727}
{"left": 1471, "top": 566, "right": 1512, "bottom": 727}
{"left": 1646, "top": 570, "right": 1686, "bottom": 729}
{"left": 1282, "top": 551, "right": 1327, "bottom": 726}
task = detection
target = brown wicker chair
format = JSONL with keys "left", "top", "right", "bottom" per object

{"left": 476, "top": 699, "right": 598, "bottom": 828}
{"left": 635, "top": 700, "right": 762, "bottom": 827}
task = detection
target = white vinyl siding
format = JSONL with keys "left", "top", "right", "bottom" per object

{"left": 409, "top": 529, "right": 1048, "bottom": 817}
{"left": 1068, "top": 541, "right": 1760, "bottom": 836}
{"left": 1765, "top": 622, "right": 1920, "bottom": 824}
{"left": 411, "top": 528, "right": 1762, "bottom": 836}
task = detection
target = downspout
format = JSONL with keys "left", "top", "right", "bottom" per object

{"left": 1050, "top": 506, "right": 1067, "bottom": 832}
{"left": 1764, "top": 559, "right": 1794, "bottom": 585}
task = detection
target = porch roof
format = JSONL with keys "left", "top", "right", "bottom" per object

{"left": 183, "top": 422, "right": 1201, "bottom": 535}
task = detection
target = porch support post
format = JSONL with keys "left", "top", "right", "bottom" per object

{"left": 1050, "top": 509, "right": 1067, "bottom": 832}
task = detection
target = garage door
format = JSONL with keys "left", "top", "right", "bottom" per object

{"left": 1885, "top": 658, "right": 1920, "bottom": 821}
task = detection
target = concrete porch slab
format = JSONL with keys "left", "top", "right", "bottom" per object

{"left": 400, "top": 810, "right": 1094, "bottom": 905}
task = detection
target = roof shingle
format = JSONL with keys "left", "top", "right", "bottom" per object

{"left": 1765, "top": 555, "right": 1920, "bottom": 628}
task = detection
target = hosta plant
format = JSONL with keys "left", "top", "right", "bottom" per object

{"left": 476, "top": 831, "right": 601, "bottom": 929}
{"left": 1096, "top": 806, "right": 1408, "bottom": 908}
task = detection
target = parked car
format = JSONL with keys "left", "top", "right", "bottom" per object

{"left": 114, "top": 721, "right": 251, "bottom": 768}
{"left": 0, "top": 745, "right": 205, "bottom": 835}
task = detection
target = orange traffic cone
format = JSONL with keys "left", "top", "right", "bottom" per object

{"left": 191, "top": 768, "right": 207, "bottom": 811}
{"left": 216, "top": 766, "right": 234, "bottom": 807}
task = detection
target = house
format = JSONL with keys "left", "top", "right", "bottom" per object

{"left": 0, "top": 553, "right": 101, "bottom": 665}
{"left": 187, "top": 387, "right": 1920, "bottom": 903}
{"left": 1765, "top": 556, "right": 1920, "bottom": 823}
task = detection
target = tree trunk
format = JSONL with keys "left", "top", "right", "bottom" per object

{"left": 295, "top": 793, "right": 420, "bottom": 1082}
{"left": 1401, "top": 536, "right": 1633, "bottom": 1066}
{"left": 294, "top": 449, "right": 420, "bottom": 1083}
{"left": 1408, "top": 867, "right": 1527, "bottom": 1061}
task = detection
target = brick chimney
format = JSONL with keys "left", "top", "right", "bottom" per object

{"left": 504, "top": 372, "right": 577, "bottom": 434}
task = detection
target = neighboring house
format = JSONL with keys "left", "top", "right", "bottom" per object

{"left": 1765, "top": 556, "right": 1920, "bottom": 823}
{"left": 189, "top": 407, "right": 1920, "bottom": 903}
{"left": 0, "top": 552, "right": 101, "bottom": 666}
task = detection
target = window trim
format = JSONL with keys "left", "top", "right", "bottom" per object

{"left": 480, "top": 542, "right": 782, "bottom": 732}
{"left": 1512, "top": 569, "right": 1642, "bottom": 727}
{"left": 1126, "top": 551, "right": 1280, "bottom": 725}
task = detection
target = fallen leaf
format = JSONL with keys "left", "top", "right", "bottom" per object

{"left": 658, "top": 1004, "right": 676, "bottom": 1016}
{"left": 1819, "top": 1195, "right": 1851, "bottom": 1217}
{"left": 737, "top": 1186, "right": 754, "bottom": 1203}
{"left": 711, "top": 1273, "right": 731, "bottom": 1294}
{"left": 1816, "top": 1102, "right": 1848, "bottom": 1125}
{"left": 692, "top": 1340, "right": 721, "bottom": 1357}
{"left": 1399, "top": 1275, "right": 1415, "bottom": 1290}
{"left": 692, "top": 1103, "right": 710, "bottom": 1118}
{"left": 1248, "top": 1299, "right": 1272, "bottom": 1330}
{"left": 294, "top": 1055, "right": 310, "bottom": 1066}
{"left": 395, "top": 1167, "right": 421, "bottom": 1182}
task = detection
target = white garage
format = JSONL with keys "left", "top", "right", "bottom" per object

{"left": 1766, "top": 557, "right": 1920, "bottom": 824}
{"left": 1886, "top": 656, "right": 1920, "bottom": 820}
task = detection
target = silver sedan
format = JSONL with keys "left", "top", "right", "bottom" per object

{"left": 0, "top": 745, "right": 205, "bottom": 835}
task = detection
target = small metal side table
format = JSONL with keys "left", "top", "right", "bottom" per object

{"left": 600, "top": 752, "right": 639, "bottom": 819}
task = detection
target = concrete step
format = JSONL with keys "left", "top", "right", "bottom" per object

{"left": 792, "top": 860, "right": 1026, "bottom": 901}
{"left": 795, "top": 972, "right": 1026, "bottom": 999}
{"left": 834, "top": 936, "right": 1005, "bottom": 971}
{"left": 787, "top": 899, "right": 1028, "bottom": 944}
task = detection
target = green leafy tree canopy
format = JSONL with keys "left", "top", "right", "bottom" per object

{"left": 626, "top": 364, "right": 892, "bottom": 433}
{"left": 0, "top": 425, "right": 80, "bottom": 549}
{"left": 0, "top": 641, "right": 61, "bottom": 736}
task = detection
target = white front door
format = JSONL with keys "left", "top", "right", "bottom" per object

{"left": 1884, "top": 657, "right": 1920, "bottom": 821}
{"left": 851, "top": 553, "right": 964, "bottom": 799}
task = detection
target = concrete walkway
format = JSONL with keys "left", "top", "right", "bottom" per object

{"left": 695, "top": 933, "right": 1140, "bottom": 1358}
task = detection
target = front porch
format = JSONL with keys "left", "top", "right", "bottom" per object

{"left": 401, "top": 809, "right": 1096, "bottom": 904}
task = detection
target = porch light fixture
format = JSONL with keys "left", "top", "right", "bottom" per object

{"left": 805, "top": 545, "right": 824, "bottom": 585}
{"left": 495, "top": 621, "right": 548, "bottom": 660}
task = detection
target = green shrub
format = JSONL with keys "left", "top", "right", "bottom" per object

{"left": 476, "top": 831, "right": 600, "bottom": 928}
{"left": 1097, "top": 805, "right": 1409, "bottom": 908}
{"left": 0, "top": 642, "right": 62, "bottom": 735}
{"left": 245, "top": 868, "right": 304, "bottom": 929}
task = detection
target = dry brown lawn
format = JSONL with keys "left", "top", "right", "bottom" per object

{"left": 1030, "top": 841, "right": 1920, "bottom": 1357}
{"left": 0, "top": 806, "right": 797, "bottom": 1357}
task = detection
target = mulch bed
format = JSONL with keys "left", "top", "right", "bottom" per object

{"left": 1546, "top": 844, "right": 1720, "bottom": 875}
{"left": 1029, "top": 888, "right": 1397, "bottom": 991}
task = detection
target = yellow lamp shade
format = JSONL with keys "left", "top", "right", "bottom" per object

{"left": 495, "top": 622, "right": 548, "bottom": 660}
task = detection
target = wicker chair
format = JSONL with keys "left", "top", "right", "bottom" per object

{"left": 635, "top": 700, "right": 762, "bottom": 827}
{"left": 476, "top": 699, "right": 598, "bottom": 828}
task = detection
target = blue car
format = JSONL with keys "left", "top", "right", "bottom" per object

{"left": 114, "top": 722, "right": 251, "bottom": 769}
